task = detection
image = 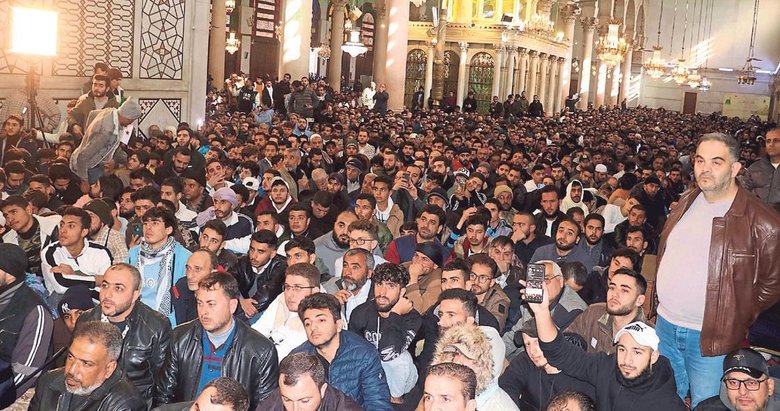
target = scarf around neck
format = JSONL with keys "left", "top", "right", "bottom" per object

{"left": 137, "top": 236, "right": 176, "bottom": 316}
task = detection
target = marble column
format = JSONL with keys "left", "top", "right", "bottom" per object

{"left": 546, "top": 56, "right": 558, "bottom": 115}
{"left": 385, "top": 0, "right": 410, "bottom": 110}
{"left": 538, "top": 53, "right": 549, "bottom": 105}
{"left": 504, "top": 48, "right": 517, "bottom": 96}
{"left": 456, "top": 42, "right": 469, "bottom": 107}
{"left": 554, "top": 57, "right": 566, "bottom": 114}
{"left": 578, "top": 17, "right": 597, "bottom": 109}
{"left": 491, "top": 45, "right": 505, "bottom": 99}
{"left": 559, "top": 3, "right": 580, "bottom": 108}
{"left": 372, "top": 0, "right": 389, "bottom": 85}
{"left": 327, "top": 0, "right": 348, "bottom": 87}
{"left": 516, "top": 48, "right": 529, "bottom": 94}
{"left": 527, "top": 50, "right": 539, "bottom": 97}
{"left": 594, "top": 61, "right": 607, "bottom": 108}
{"left": 619, "top": 38, "right": 634, "bottom": 103}
{"left": 208, "top": 0, "right": 226, "bottom": 84}
{"left": 609, "top": 64, "right": 620, "bottom": 106}
{"left": 282, "top": 0, "right": 313, "bottom": 79}
{"left": 424, "top": 42, "right": 434, "bottom": 105}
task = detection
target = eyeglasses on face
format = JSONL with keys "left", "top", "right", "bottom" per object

{"left": 282, "top": 284, "right": 316, "bottom": 293}
{"left": 348, "top": 238, "right": 373, "bottom": 245}
{"left": 544, "top": 274, "right": 561, "bottom": 284}
{"left": 723, "top": 377, "right": 767, "bottom": 391}
{"left": 470, "top": 272, "right": 492, "bottom": 283}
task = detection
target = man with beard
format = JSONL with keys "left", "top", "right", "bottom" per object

{"left": 696, "top": 348, "right": 780, "bottom": 411}
{"left": 182, "top": 169, "right": 214, "bottom": 214}
{"left": 534, "top": 185, "right": 566, "bottom": 238}
{"left": 233, "top": 230, "right": 287, "bottom": 322}
{"left": 154, "top": 146, "right": 192, "bottom": 184}
{"left": 527, "top": 288, "right": 687, "bottom": 410}
{"left": 327, "top": 248, "right": 375, "bottom": 323}
{"left": 67, "top": 75, "right": 119, "bottom": 137}
{"left": 314, "top": 210, "right": 358, "bottom": 270}
{"left": 77, "top": 264, "right": 171, "bottom": 408}
{"left": 156, "top": 272, "right": 279, "bottom": 409}
{"left": 511, "top": 212, "right": 554, "bottom": 265}
{"left": 468, "top": 254, "right": 510, "bottom": 331}
{"left": 530, "top": 217, "right": 594, "bottom": 272}
{"left": 199, "top": 220, "right": 239, "bottom": 273}
{"left": 349, "top": 263, "right": 422, "bottom": 402}
{"left": 578, "top": 247, "right": 639, "bottom": 305}
{"left": 30, "top": 321, "right": 146, "bottom": 411}
{"left": 385, "top": 205, "right": 448, "bottom": 265}
{"left": 499, "top": 318, "right": 596, "bottom": 410}
{"left": 578, "top": 214, "right": 613, "bottom": 268}
{"left": 201, "top": 187, "right": 253, "bottom": 241}
{"left": 84, "top": 199, "right": 128, "bottom": 264}
{"left": 565, "top": 268, "right": 647, "bottom": 354}
{"left": 292, "top": 293, "right": 392, "bottom": 410}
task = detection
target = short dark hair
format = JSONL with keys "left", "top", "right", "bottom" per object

{"left": 584, "top": 213, "right": 605, "bottom": 228}
{"left": 285, "top": 263, "right": 321, "bottom": 287}
{"left": 547, "top": 391, "right": 596, "bottom": 411}
{"left": 418, "top": 204, "right": 446, "bottom": 227}
{"left": 355, "top": 193, "right": 377, "bottom": 208}
{"left": 72, "top": 320, "right": 122, "bottom": 362}
{"left": 4, "top": 160, "right": 26, "bottom": 176}
{"left": 611, "top": 248, "right": 640, "bottom": 269}
{"left": 202, "top": 377, "right": 250, "bottom": 411}
{"left": 141, "top": 206, "right": 176, "bottom": 229}
{"left": 198, "top": 271, "right": 240, "bottom": 300}
{"left": 62, "top": 206, "right": 91, "bottom": 231}
{"left": 539, "top": 184, "right": 559, "bottom": 198}
{"left": 131, "top": 186, "right": 161, "bottom": 204}
{"left": 297, "top": 292, "right": 342, "bottom": 321}
{"left": 29, "top": 174, "right": 51, "bottom": 187}
{"left": 280, "top": 352, "right": 326, "bottom": 388}
{"left": 438, "top": 288, "right": 478, "bottom": 318}
{"left": 289, "top": 202, "right": 312, "bottom": 219}
{"left": 426, "top": 363, "right": 477, "bottom": 401}
{"left": 202, "top": 219, "right": 228, "bottom": 238}
{"left": 556, "top": 217, "right": 582, "bottom": 237}
{"left": 612, "top": 268, "right": 648, "bottom": 294}
{"left": 0, "top": 194, "right": 29, "bottom": 210}
{"left": 464, "top": 215, "right": 489, "bottom": 231}
{"left": 161, "top": 177, "right": 183, "bottom": 194}
{"left": 626, "top": 225, "right": 648, "bottom": 242}
{"left": 285, "top": 237, "right": 316, "bottom": 255}
{"left": 372, "top": 263, "right": 410, "bottom": 287}
{"left": 250, "top": 229, "right": 278, "bottom": 249}
{"left": 442, "top": 258, "right": 470, "bottom": 282}
{"left": 311, "top": 191, "right": 332, "bottom": 208}
{"left": 560, "top": 262, "right": 589, "bottom": 287}
{"left": 467, "top": 253, "right": 498, "bottom": 279}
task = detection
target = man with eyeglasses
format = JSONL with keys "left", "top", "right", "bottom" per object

{"left": 467, "top": 254, "right": 510, "bottom": 331}
{"left": 331, "top": 219, "right": 387, "bottom": 279}
{"left": 696, "top": 348, "right": 779, "bottom": 411}
{"left": 253, "top": 263, "right": 321, "bottom": 360}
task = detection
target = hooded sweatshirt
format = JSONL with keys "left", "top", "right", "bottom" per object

{"left": 694, "top": 381, "right": 780, "bottom": 411}
{"left": 539, "top": 332, "right": 688, "bottom": 411}
{"left": 559, "top": 179, "right": 590, "bottom": 214}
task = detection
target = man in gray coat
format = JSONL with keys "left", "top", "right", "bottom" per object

{"left": 70, "top": 98, "right": 142, "bottom": 185}
{"left": 741, "top": 128, "right": 780, "bottom": 208}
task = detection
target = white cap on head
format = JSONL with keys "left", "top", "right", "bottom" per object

{"left": 614, "top": 321, "right": 659, "bottom": 351}
{"left": 595, "top": 164, "right": 608, "bottom": 173}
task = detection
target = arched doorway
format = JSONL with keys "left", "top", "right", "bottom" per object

{"left": 443, "top": 50, "right": 460, "bottom": 100}
{"left": 468, "top": 52, "right": 494, "bottom": 113}
{"left": 404, "top": 49, "right": 427, "bottom": 107}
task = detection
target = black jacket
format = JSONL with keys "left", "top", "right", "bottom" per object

{"left": 155, "top": 319, "right": 279, "bottom": 409}
{"left": 77, "top": 301, "right": 172, "bottom": 408}
{"left": 348, "top": 300, "right": 422, "bottom": 362}
{"left": 540, "top": 333, "right": 687, "bottom": 411}
{"left": 30, "top": 368, "right": 146, "bottom": 411}
{"left": 233, "top": 254, "right": 288, "bottom": 313}
{"left": 257, "top": 385, "right": 363, "bottom": 411}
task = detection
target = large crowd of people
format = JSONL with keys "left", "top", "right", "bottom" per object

{"left": 0, "top": 65, "right": 779, "bottom": 411}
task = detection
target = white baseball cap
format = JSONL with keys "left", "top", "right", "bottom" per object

{"left": 242, "top": 177, "right": 260, "bottom": 191}
{"left": 613, "top": 321, "right": 659, "bottom": 351}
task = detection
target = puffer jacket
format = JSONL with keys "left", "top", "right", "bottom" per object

{"left": 29, "top": 368, "right": 146, "bottom": 411}
{"left": 232, "top": 254, "right": 287, "bottom": 313}
{"left": 77, "top": 301, "right": 171, "bottom": 408}
{"left": 741, "top": 155, "right": 780, "bottom": 206}
{"left": 653, "top": 186, "right": 780, "bottom": 356}
{"left": 155, "top": 319, "right": 279, "bottom": 409}
{"left": 292, "top": 330, "right": 392, "bottom": 411}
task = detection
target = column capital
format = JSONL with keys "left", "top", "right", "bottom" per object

{"left": 536, "top": 0, "right": 554, "bottom": 16}
{"left": 494, "top": 44, "right": 506, "bottom": 54}
{"left": 560, "top": 3, "right": 581, "bottom": 22}
{"left": 548, "top": 54, "right": 557, "bottom": 62}
{"left": 507, "top": 47, "right": 518, "bottom": 55}
{"left": 458, "top": 41, "right": 469, "bottom": 52}
{"left": 528, "top": 50, "right": 539, "bottom": 58}
{"left": 557, "top": 57, "right": 566, "bottom": 64}
{"left": 518, "top": 47, "right": 528, "bottom": 55}
{"left": 581, "top": 17, "right": 598, "bottom": 31}
{"left": 539, "top": 52, "right": 548, "bottom": 59}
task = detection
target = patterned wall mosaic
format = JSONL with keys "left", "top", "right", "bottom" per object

{"left": 137, "top": 98, "right": 182, "bottom": 138}
{"left": 139, "top": 0, "right": 186, "bottom": 80}
{"left": 53, "top": 0, "right": 135, "bottom": 78}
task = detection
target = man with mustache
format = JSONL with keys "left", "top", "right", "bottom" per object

{"left": 314, "top": 210, "right": 358, "bottom": 271}
{"left": 30, "top": 321, "right": 146, "bottom": 410}
{"left": 76, "top": 263, "right": 171, "bottom": 408}
{"left": 530, "top": 217, "right": 594, "bottom": 272}
{"left": 329, "top": 248, "right": 375, "bottom": 323}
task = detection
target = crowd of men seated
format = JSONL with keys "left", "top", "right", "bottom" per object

{"left": 0, "top": 67, "right": 779, "bottom": 411}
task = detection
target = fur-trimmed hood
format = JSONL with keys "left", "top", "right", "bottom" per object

{"left": 431, "top": 324, "right": 495, "bottom": 394}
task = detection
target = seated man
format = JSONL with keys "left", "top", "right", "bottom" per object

{"left": 695, "top": 348, "right": 779, "bottom": 410}
{"left": 324, "top": 248, "right": 376, "bottom": 323}
{"left": 172, "top": 248, "right": 218, "bottom": 325}
{"left": 256, "top": 353, "right": 362, "bottom": 410}
{"left": 423, "top": 362, "right": 478, "bottom": 411}
{"left": 30, "top": 321, "right": 146, "bottom": 411}
{"left": 155, "top": 272, "right": 279, "bottom": 409}
{"left": 233, "top": 230, "right": 287, "bottom": 321}
{"left": 253, "top": 263, "right": 321, "bottom": 360}
{"left": 152, "top": 377, "right": 250, "bottom": 411}
{"left": 198, "top": 220, "right": 239, "bottom": 273}
{"left": 292, "top": 293, "right": 392, "bottom": 410}
{"left": 527, "top": 287, "right": 687, "bottom": 410}
{"left": 467, "top": 254, "right": 511, "bottom": 331}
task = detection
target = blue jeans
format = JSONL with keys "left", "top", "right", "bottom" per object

{"left": 657, "top": 316, "right": 724, "bottom": 408}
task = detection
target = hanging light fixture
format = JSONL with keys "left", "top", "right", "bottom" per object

{"left": 698, "top": 0, "right": 713, "bottom": 91}
{"left": 643, "top": 0, "right": 667, "bottom": 78}
{"left": 225, "top": 0, "right": 236, "bottom": 15}
{"left": 737, "top": 0, "right": 761, "bottom": 85}
{"left": 687, "top": 69, "right": 701, "bottom": 88}
{"left": 668, "top": 0, "right": 691, "bottom": 85}
{"left": 317, "top": 44, "right": 331, "bottom": 60}
{"left": 225, "top": 32, "right": 240, "bottom": 54}
{"left": 596, "top": 19, "right": 629, "bottom": 67}
{"left": 342, "top": 5, "right": 368, "bottom": 58}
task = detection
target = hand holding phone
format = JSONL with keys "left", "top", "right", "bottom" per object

{"left": 525, "top": 263, "right": 545, "bottom": 304}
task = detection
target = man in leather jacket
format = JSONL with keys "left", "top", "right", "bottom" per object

{"left": 30, "top": 321, "right": 146, "bottom": 411}
{"left": 232, "top": 229, "right": 287, "bottom": 322}
{"left": 76, "top": 263, "right": 171, "bottom": 409}
{"left": 155, "top": 271, "right": 279, "bottom": 409}
{"left": 654, "top": 133, "right": 780, "bottom": 407}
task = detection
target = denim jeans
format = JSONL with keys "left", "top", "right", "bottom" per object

{"left": 657, "top": 316, "right": 724, "bottom": 408}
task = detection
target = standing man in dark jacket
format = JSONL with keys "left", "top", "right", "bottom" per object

{"left": 654, "top": 133, "right": 780, "bottom": 407}
{"left": 155, "top": 272, "right": 279, "bottom": 409}
{"left": 76, "top": 263, "right": 171, "bottom": 408}
{"left": 373, "top": 84, "right": 389, "bottom": 115}
{"left": 528, "top": 95, "right": 544, "bottom": 117}
{"left": 527, "top": 286, "right": 687, "bottom": 411}
{"left": 741, "top": 127, "right": 780, "bottom": 208}
{"left": 288, "top": 79, "right": 318, "bottom": 119}
{"left": 236, "top": 80, "right": 257, "bottom": 114}
{"left": 29, "top": 321, "right": 147, "bottom": 411}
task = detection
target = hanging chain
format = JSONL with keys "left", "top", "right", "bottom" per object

{"left": 669, "top": 0, "right": 678, "bottom": 56}
{"left": 655, "top": 0, "right": 664, "bottom": 47}
{"left": 680, "top": 0, "right": 689, "bottom": 58}
{"left": 748, "top": 0, "right": 760, "bottom": 58}
{"left": 704, "top": 0, "right": 713, "bottom": 69}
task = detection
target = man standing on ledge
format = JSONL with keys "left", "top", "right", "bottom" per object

{"left": 654, "top": 132, "right": 780, "bottom": 407}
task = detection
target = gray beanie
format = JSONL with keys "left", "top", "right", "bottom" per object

{"left": 118, "top": 97, "right": 142, "bottom": 120}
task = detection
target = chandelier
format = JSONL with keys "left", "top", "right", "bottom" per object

{"left": 225, "top": 32, "right": 240, "bottom": 54}
{"left": 644, "top": 47, "right": 667, "bottom": 78}
{"left": 317, "top": 44, "right": 331, "bottom": 60}
{"left": 737, "top": 0, "right": 761, "bottom": 85}
{"left": 342, "top": 29, "right": 367, "bottom": 58}
{"left": 670, "top": 59, "right": 690, "bottom": 85}
{"left": 698, "top": 76, "right": 711, "bottom": 91}
{"left": 596, "top": 20, "right": 629, "bottom": 67}
{"left": 225, "top": 0, "right": 236, "bottom": 14}
{"left": 687, "top": 69, "right": 701, "bottom": 88}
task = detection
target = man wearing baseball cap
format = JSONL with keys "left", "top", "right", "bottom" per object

{"left": 526, "top": 282, "right": 686, "bottom": 410}
{"left": 695, "top": 348, "right": 779, "bottom": 411}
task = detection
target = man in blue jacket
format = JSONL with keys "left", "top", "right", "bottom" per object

{"left": 292, "top": 292, "right": 392, "bottom": 410}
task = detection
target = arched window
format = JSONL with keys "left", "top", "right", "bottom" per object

{"left": 404, "top": 49, "right": 427, "bottom": 107}
{"left": 468, "top": 52, "right": 495, "bottom": 112}
{"left": 443, "top": 50, "right": 460, "bottom": 99}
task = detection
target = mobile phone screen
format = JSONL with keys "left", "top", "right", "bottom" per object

{"left": 526, "top": 263, "right": 545, "bottom": 303}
